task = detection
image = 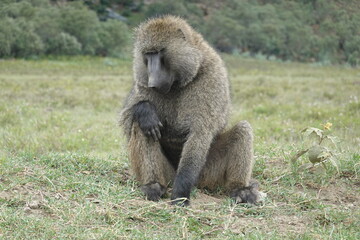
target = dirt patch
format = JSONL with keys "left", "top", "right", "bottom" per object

{"left": 317, "top": 183, "right": 359, "bottom": 208}
{"left": 0, "top": 182, "right": 62, "bottom": 218}
{"left": 191, "top": 191, "right": 225, "bottom": 209}
{"left": 296, "top": 179, "right": 360, "bottom": 208}
{"left": 272, "top": 215, "right": 308, "bottom": 234}
{"left": 261, "top": 157, "right": 288, "bottom": 180}
{"left": 227, "top": 214, "right": 308, "bottom": 236}
{"left": 193, "top": 192, "right": 308, "bottom": 236}
{"left": 0, "top": 188, "right": 12, "bottom": 201}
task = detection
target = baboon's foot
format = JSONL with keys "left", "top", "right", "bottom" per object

{"left": 230, "top": 180, "right": 260, "bottom": 205}
{"left": 140, "top": 182, "right": 166, "bottom": 201}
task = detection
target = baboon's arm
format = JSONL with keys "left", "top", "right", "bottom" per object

{"left": 133, "top": 101, "right": 163, "bottom": 141}
{"left": 119, "top": 87, "right": 155, "bottom": 139}
{"left": 171, "top": 131, "right": 213, "bottom": 205}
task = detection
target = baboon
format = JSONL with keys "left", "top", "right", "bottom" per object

{"left": 120, "top": 16, "right": 259, "bottom": 206}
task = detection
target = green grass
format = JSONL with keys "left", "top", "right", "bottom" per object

{"left": 0, "top": 56, "right": 359, "bottom": 239}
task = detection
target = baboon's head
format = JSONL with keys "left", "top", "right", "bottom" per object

{"left": 134, "top": 16, "right": 203, "bottom": 94}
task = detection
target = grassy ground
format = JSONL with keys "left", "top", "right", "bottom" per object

{"left": 0, "top": 56, "right": 359, "bottom": 239}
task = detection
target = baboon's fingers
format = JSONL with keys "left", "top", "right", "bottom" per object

{"left": 146, "top": 130, "right": 152, "bottom": 138}
{"left": 151, "top": 128, "right": 159, "bottom": 141}
{"left": 155, "top": 127, "right": 161, "bottom": 140}
{"left": 158, "top": 121, "right": 164, "bottom": 128}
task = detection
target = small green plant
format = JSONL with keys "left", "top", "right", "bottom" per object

{"left": 291, "top": 122, "right": 339, "bottom": 173}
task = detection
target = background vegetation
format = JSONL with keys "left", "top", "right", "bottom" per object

{"left": 0, "top": 0, "right": 131, "bottom": 58}
{"left": 1, "top": 0, "right": 360, "bottom": 65}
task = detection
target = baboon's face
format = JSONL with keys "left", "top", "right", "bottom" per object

{"left": 143, "top": 48, "right": 175, "bottom": 94}
{"left": 135, "top": 17, "right": 203, "bottom": 92}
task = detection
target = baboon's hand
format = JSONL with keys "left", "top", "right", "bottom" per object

{"left": 139, "top": 118, "right": 163, "bottom": 141}
{"left": 133, "top": 101, "right": 163, "bottom": 141}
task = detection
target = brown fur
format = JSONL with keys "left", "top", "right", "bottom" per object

{"left": 120, "top": 16, "right": 258, "bottom": 205}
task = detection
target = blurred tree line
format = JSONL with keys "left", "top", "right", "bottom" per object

{"left": 0, "top": 0, "right": 359, "bottom": 65}
{"left": 0, "top": 0, "right": 131, "bottom": 58}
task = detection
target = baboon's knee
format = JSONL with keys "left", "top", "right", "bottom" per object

{"left": 235, "top": 120, "right": 253, "bottom": 134}
{"left": 238, "top": 120, "right": 252, "bottom": 128}
{"left": 231, "top": 120, "right": 253, "bottom": 143}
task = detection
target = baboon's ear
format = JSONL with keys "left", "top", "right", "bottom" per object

{"left": 177, "top": 28, "right": 186, "bottom": 40}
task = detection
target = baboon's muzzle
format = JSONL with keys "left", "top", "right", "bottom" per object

{"left": 146, "top": 52, "right": 173, "bottom": 94}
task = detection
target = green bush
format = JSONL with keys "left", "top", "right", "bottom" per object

{"left": 12, "top": 19, "right": 44, "bottom": 57}
{"left": 344, "top": 36, "right": 360, "bottom": 66}
{"left": 144, "top": 0, "right": 203, "bottom": 31}
{"left": 33, "top": 7, "right": 62, "bottom": 54}
{"left": 281, "top": 24, "right": 317, "bottom": 61}
{"left": 0, "top": 17, "right": 44, "bottom": 57}
{"left": 205, "top": 13, "right": 244, "bottom": 52}
{"left": 48, "top": 32, "right": 82, "bottom": 55}
{"left": 145, "top": 1, "right": 188, "bottom": 18}
{"left": 198, "top": 0, "right": 360, "bottom": 65}
{"left": 59, "top": 2, "right": 102, "bottom": 55}
{"left": 0, "top": 18, "right": 16, "bottom": 57}
{"left": 0, "top": 0, "right": 35, "bottom": 19}
{"left": 98, "top": 19, "right": 131, "bottom": 57}
{"left": 0, "top": 0, "right": 132, "bottom": 58}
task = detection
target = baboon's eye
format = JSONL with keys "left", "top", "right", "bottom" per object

{"left": 145, "top": 50, "right": 158, "bottom": 55}
{"left": 160, "top": 55, "right": 165, "bottom": 65}
{"left": 159, "top": 49, "right": 166, "bottom": 65}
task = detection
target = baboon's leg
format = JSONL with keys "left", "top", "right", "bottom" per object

{"left": 129, "top": 124, "right": 175, "bottom": 201}
{"left": 198, "top": 120, "right": 259, "bottom": 204}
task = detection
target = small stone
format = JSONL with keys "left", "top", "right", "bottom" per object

{"left": 23, "top": 206, "right": 32, "bottom": 213}
{"left": 28, "top": 200, "right": 40, "bottom": 209}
